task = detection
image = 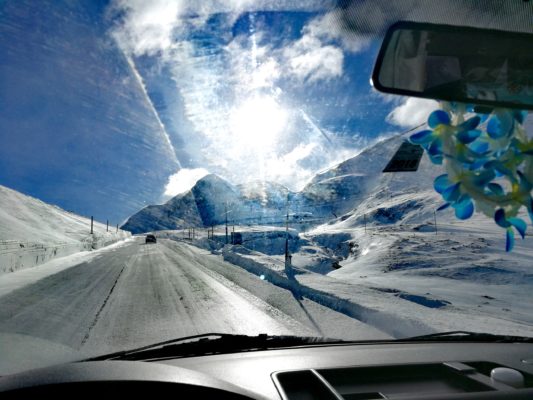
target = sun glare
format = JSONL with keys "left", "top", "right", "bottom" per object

{"left": 229, "top": 96, "right": 288, "bottom": 153}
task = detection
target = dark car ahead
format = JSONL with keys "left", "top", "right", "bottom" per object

{"left": 145, "top": 234, "right": 156, "bottom": 244}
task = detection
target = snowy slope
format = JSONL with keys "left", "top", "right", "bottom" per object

{"left": 120, "top": 191, "right": 203, "bottom": 234}
{"left": 293, "top": 133, "right": 444, "bottom": 220}
{"left": 0, "top": 185, "right": 130, "bottom": 273}
{"left": 285, "top": 129, "right": 533, "bottom": 335}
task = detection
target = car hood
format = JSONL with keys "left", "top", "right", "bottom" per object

{"left": 0, "top": 332, "right": 87, "bottom": 376}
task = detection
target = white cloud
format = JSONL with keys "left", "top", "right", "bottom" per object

{"left": 283, "top": 36, "right": 343, "bottom": 83}
{"left": 109, "top": 0, "right": 335, "bottom": 57}
{"left": 387, "top": 97, "right": 439, "bottom": 128}
{"left": 108, "top": 2, "right": 367, "bottom": 191}
{"left": 110, "top": 0, "right": 183, "bottom": 56}
{"left": 280, "top": 10, "right": 369, "bottom": 84}
{"left": 164, "top": 168, "right": 209, "bottom": 196}
{"left": 303, "top": 10, "right": 370, "bottom": 53}
{"left": 225, "top": 36, "right": 281, "bottom": 94}
{"left": 265, "top": 143, "right": 317, "bottom": 188}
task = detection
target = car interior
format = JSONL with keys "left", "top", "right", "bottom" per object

{"left": 1, "top": 1, "right": 532, "bottom": 399}
{"left": 1, "top": 339, "right": 533, "bottom": 399}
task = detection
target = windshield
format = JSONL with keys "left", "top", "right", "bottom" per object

{"left": 1, "top": 0, "right": 532, "bottom": 375}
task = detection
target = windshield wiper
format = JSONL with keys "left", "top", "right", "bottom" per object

{"left": 397, "top": 330, "right": 533, "bottom": 343}
{"left": 86, "top": 331, "right": 533, "bottom": 362}
{"left": 86, "top": 333, "right": 347, "bottom": 361}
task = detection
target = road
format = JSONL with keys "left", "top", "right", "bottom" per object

{"left": 0, "top": 238, "right": 388, "bottom": 357}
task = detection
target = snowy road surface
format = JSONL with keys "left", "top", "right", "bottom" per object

{"left": 0, "top": 238, "right": 388, "bottom": 357}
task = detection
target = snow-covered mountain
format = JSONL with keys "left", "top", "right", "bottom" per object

{"left": 293, "top": 133, "right": 443, "bottom": 220}
{"left": 122, "top": 132, "right": 447, "bottom": 234}
{"left": 121, "top": 174, "right": 296, "bottom": 233}
{"left": 120, "top": 191, "right": 203, "bottom": 235}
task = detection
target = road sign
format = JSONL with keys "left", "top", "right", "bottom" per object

{"left": 382, "top": 141, "right": 424, "bottom": 172}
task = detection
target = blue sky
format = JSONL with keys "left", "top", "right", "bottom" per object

{"left": 0, "top": 0, "right": 436, "bottom": 223}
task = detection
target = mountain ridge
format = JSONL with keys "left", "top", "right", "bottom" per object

{"left": 121, "top": 131, "right": 444, "bottom": 234}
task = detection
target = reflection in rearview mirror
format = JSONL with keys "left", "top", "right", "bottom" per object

{"left": 372, "top": 22, "right": 533, "bottom": 110}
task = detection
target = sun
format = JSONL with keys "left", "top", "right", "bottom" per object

{"left": 229, "top": 95, "right": 288, "bottom": 153}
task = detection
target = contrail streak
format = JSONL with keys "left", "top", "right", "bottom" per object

{"left": 124, "top": 54, "right": 181, "bottom": 168}
{"left": 299, "top": 109, "right": 334, "bottom": 146}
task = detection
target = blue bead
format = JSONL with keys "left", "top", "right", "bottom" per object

{"left": 454, "top": 195, "right": 474, "bottom": 220}
{"left": 410, "top": 130, "right": 434, "bottom": 144}
{"left": 434, "top": 174, "right": 451, "bottom": 194}
{"left": 428, "top": 110, "right": 451, "bottom": 128}
{"left": 459, "top": 116, "right": 481, "bottom": 131}
{"left": 487, "top": 116, "right": 505, "bottom": 139}
{"left": 508, "top": 217, "right": 527, "bottom": 239}
{"left": 494, "top": 209, "right": 510, "bottom": 228}
{"left": 428, "top": 138, "right": 443, "bottom": 156}
{"left": 443, "top": 183, "right": 461, "bottom": 202}
{"left": 506, "top": 228, "right": 515, "bottom": 252}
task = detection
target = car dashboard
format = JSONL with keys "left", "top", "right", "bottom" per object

{"left": 1, "top": 342, "right": 533, "bottom": 399}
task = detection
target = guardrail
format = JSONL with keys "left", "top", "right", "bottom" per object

{"left": 0, "top": 240, "right": 86, "bottom": 274}
{"left": 0, "top": 229, "right": 131, "bottom": 274}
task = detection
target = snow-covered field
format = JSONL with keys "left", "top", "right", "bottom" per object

{"left": 165, "top": 213, "right": 532, "bottom": 338}
{"left": 151, "top": 127, "right": 533, "bottom": 338}
{"left": 0, "top": 185, "right": 130, "bottom": 274}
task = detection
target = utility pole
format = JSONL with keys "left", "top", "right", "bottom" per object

{"left": 106, "top": 220, "right": 109, "bottom": 232}
{"left": 90, "top": 216, "right": 93, "bottom": 234}
{"left": 116, "top": 224, "right": 118, "bottom": 233}
{"left": 284, "top": 195, "right": 291, "bottom": 270}
{"left": 225, "top": 203, "right": 229, "bottom": 244}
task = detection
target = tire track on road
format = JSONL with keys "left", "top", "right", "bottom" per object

{"left": 81, "top": 264, "right": 125, "bottom": 345}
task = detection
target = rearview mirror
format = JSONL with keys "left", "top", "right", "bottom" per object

{"left": 372, "top": 22, "right": 533, "bottom": 110}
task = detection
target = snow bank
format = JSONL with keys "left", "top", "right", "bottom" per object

{"left": 153, "top": 230, "right": 225, "bottom": 253}
{"left": 221, "top": 246, "right": 436, "bottom": 338}
{"left": 0, "top": 185, "right": 130, "bottom": 274}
